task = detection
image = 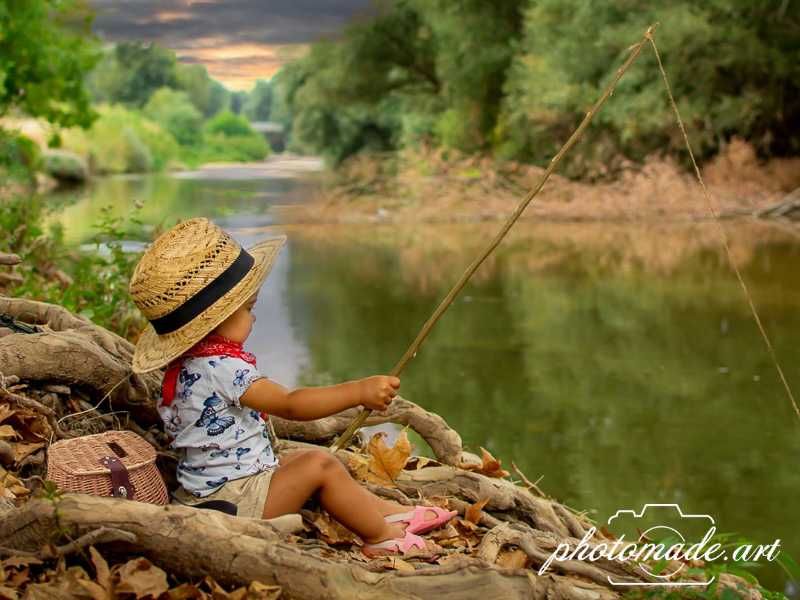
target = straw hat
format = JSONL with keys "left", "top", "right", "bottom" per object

{"left": 129, "top": 217, "right": 286, "bottom": 373}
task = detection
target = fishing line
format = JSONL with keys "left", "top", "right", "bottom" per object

{"left": 648, "top": 34, "right": 799, "bottom": 421}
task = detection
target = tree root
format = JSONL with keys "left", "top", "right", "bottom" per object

{"left": 0, "top": 495, "right": 623, "bottom": 600}
{"left": 273, "top": 396, "right": 464, "bottom": 466}
{"left": 0, "top": 296, "right": 162, "bottom": 425}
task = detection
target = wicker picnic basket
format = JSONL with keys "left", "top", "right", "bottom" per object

{"left": 46, "top": 430, "right": 168, "bottom": 505}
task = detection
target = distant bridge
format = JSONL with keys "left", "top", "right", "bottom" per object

{"left": 251, "top": 121, "right": 286, "bottom": 153}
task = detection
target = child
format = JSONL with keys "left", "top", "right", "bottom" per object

{"left": 128, "top": 217, "right": 455, "bottom": 556}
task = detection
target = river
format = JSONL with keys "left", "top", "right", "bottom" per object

{"left": 44, "top": 158, "right": 800, "bottom": 596}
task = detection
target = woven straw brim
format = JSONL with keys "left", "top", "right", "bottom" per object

{"left": 131, "top": 236, "right": 286, "bottom": 374}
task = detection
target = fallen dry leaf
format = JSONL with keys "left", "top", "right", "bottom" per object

{"left": 239, "top": 580, "right": 282, "bottom": 600}
{"left": 5, "top": 566, "right": 29, "bottom": 588}
{"left": 3, "top": 406, "right": 50, "bottom": 441}
{"left": 465, "top": 497, "right": 489, "bottom": 524}
{"left": 12, "top": 441, "right": 44, "bottom": 463}
{"left": 0, "top": 404, "right": 15, "bottom": 425}
{"left": 0, "top": 467, "right": 30, "bottom": 500}
{"left": 496, "top": 548, "right": 529, "bottom": 569}
{"left": 2, "top": 556, "right": 43, "bottom": 569}
{"left": 162, "top": 583, "right": 207, "bottom": 599}
{"left": 0, "top": 584, "right": 18, "bottom": 600}
{"left": 23, "top": 565, "right": 97, "bottom": 600}
{"left": 404, "top": 456, "right": 439, "bottom": 470}
{"left": 365, "top": 430, "right": 411, "bottom": 487}
{"left": 370, "top": 556, "right": 415, "bottom": 572}
{"left": 346, "top": 453, "right": 369, "bottom": 482}
{"left": 429, "top": 523, "right": 462, "bottom": 548}
{"left": 305, "top": 511, "right": 357, "bottom": 546}
{"left": 89, "top": 546, "right": 112, "bottom": 599}
{"left": 76, "top": 578, "right": 110, "bottom": 600}
{"left": 459, "top": 447, "right": 509, "bottom": 479}
{"left": 113, "top": 557, "right": 169, "bottom": 599}
{"left": 201, "top": 575, "right": 281, "bottom": 600}
{"left": 0, "top": 425, "right": 19, "bottom": 440}
{"left": 419, "top": 495, "right": 451, "bottom": 510}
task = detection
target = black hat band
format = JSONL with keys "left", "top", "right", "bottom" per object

{"left": 150, "top": 247, "right": 255, "bottom": 335}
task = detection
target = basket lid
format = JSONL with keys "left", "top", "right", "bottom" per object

{"left": 47, "top": 430, "right": 157, "bottom": 476}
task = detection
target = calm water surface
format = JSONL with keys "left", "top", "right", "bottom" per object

{"left": 46, "top": 171, "right": 800, "bottom": 595}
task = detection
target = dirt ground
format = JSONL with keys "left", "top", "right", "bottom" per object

{"left": 274, "top": 139, "right": 800, "bottom": 225}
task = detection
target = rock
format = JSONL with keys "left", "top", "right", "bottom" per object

{"left": 41, "top": 149, "right": 89, "bottom": 183}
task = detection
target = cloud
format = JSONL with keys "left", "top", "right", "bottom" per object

{"left": 89, "top": 0, "right": 377, "bottom": 88}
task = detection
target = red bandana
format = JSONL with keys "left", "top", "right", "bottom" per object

{"left": 161, "top": 334, "right": 264, "bottom": 417}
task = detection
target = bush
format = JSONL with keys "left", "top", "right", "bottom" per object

{"left": 0, "top": 129, "right": 41, "bottom": 183}
{"left": 144, "top": 88, "right": 204, "bottom": 147}
{"left": 0, "top": 194, "right": 147, "bottom": 340}
{"left": 186, "top": 133, "right": 269, "bottom": 164}
{"left": 62, "top": 105, "right": 179, "bottom": 174}
{"left": 204, "top": 111, "right": 255, "bottom": 137}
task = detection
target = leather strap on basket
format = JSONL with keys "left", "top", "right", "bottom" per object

{"left": 100, "top": 455, "right": 136, "bottom": 500}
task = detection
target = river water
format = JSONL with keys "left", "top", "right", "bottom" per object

{"left": 44, "top": 163, "right": 800, "bottom": 595}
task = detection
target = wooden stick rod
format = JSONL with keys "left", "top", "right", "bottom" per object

{"left": 331, "top": 24, "right": 659, "bottom": 451}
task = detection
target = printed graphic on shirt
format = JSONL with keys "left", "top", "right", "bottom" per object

{"left": 194, "top": 392, "right": 236, "bottom": 436}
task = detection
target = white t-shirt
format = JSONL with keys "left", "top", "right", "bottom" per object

{"left": 158, "top": 355, "right": 279, "bottom": 497}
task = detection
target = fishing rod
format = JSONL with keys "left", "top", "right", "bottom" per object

{"left": 330, "top": 24, "right": 660, "bottom": 451}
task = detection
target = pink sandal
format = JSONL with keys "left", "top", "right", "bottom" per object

{"left": 385, "top": 506, "right": 458, "bottom": 535}
{"left": 362, "top": 530, "right": 430, "bottom": 558}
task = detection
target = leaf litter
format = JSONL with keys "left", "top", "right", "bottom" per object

{"left": 1, "top": 386, "right": 525, "bottom": 597}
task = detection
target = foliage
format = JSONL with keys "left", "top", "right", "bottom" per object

{"left": 498, "top": 0, "right": 800, "bottom": 177}
{"left": 176, "top": 63, "right": 230, "bottom": 117}
{"left": 204, "top": 111, "right": 256, "bottom": 137}
{"left": 0, "top": 195, "right": 146, "bottom": 339}
{"left": 0, "top": 128, "right": 40, "bottom": 184}
{"left": 0, "top": 0, "right": 99, "bottom": 128}
{"left": 144, "top": 88, "right": 204, "bottom": 147}
{"left": 62, "top": 105, "right": 179, "bottom": 174}
{"left": 196, "top": 133, "right": 269, "bottom": 163}
{"left": 166, "top": 111, "right": 271, "bottom": 164}
{"left": 243, "top": 79, "right": 274, "bottom": 122}
{"left": 283, "top": 0, "right": 800, "bottom": 176}
{"left": 88, "top": 42, "right": 179, "bottom": 108}
{"left": 88, "top": 42, "right": 231, "bottom": 117}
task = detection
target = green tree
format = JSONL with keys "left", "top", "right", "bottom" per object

{"left": 281, "top": 1, "right": 440, "bottom": 162}
{"left": 175, "top": 62, "right": 228, "bottom": 118}
{"left": 408, "top": 0, "right": 524, "bottom": 152}
{"left": 144, "top": 87, "right": 203, "bottom": 146}
{"left": 497, "top": 0, "right": 800, "bottom": 176}
{"left": 281, "top": 0, "right": 527, "bottom": 162}
{"left": 89, "top": 42, "right": 179, "bottom": 107}
{"left": 0, "top": 0, "right": 99, "bottom": 128}
{"left": 244, "top": 79, "right": 274, "bottom": 122}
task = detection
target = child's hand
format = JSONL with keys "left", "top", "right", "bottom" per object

{"left": 357, "top": 375, "right": 400, "bottom": 411}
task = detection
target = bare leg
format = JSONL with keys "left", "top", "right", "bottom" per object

{"left": 263, "top": 449, "right": 405, "bottom": 543}
{"left": 276, "top": 449, "right": 452, "bottom": 525}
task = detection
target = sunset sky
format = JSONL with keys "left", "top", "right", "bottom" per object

{"left": 89, "top": 0, "right": 377, "bottom": 91}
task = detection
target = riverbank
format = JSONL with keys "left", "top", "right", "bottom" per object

{"left": 273, "top": 140, "right": 800, "bottom": 225}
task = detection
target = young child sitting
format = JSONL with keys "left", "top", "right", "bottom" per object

{"left": 128, "top": 217, "right": 455, "bottom": 556}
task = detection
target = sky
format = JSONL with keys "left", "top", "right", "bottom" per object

{"left": 89, "top": 0, "right": 377, "bottom": 91}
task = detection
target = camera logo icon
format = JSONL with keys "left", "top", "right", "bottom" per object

{"left": 606, "top": 503, "right": 715, "bottom": 587}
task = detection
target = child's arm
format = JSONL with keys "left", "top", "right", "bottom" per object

{"left": 239, "top": 375, "right": 400, "bottom": 421}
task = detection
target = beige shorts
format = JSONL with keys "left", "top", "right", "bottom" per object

{"left": 171, "top": 467, "right": 276, "bottom": 519}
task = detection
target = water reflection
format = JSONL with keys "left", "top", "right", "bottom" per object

{"left": 274, "top": 221, "right": 799, "bottom": 594}
{"left": 43, "top": 172, "right": 313, "bottom": 244}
